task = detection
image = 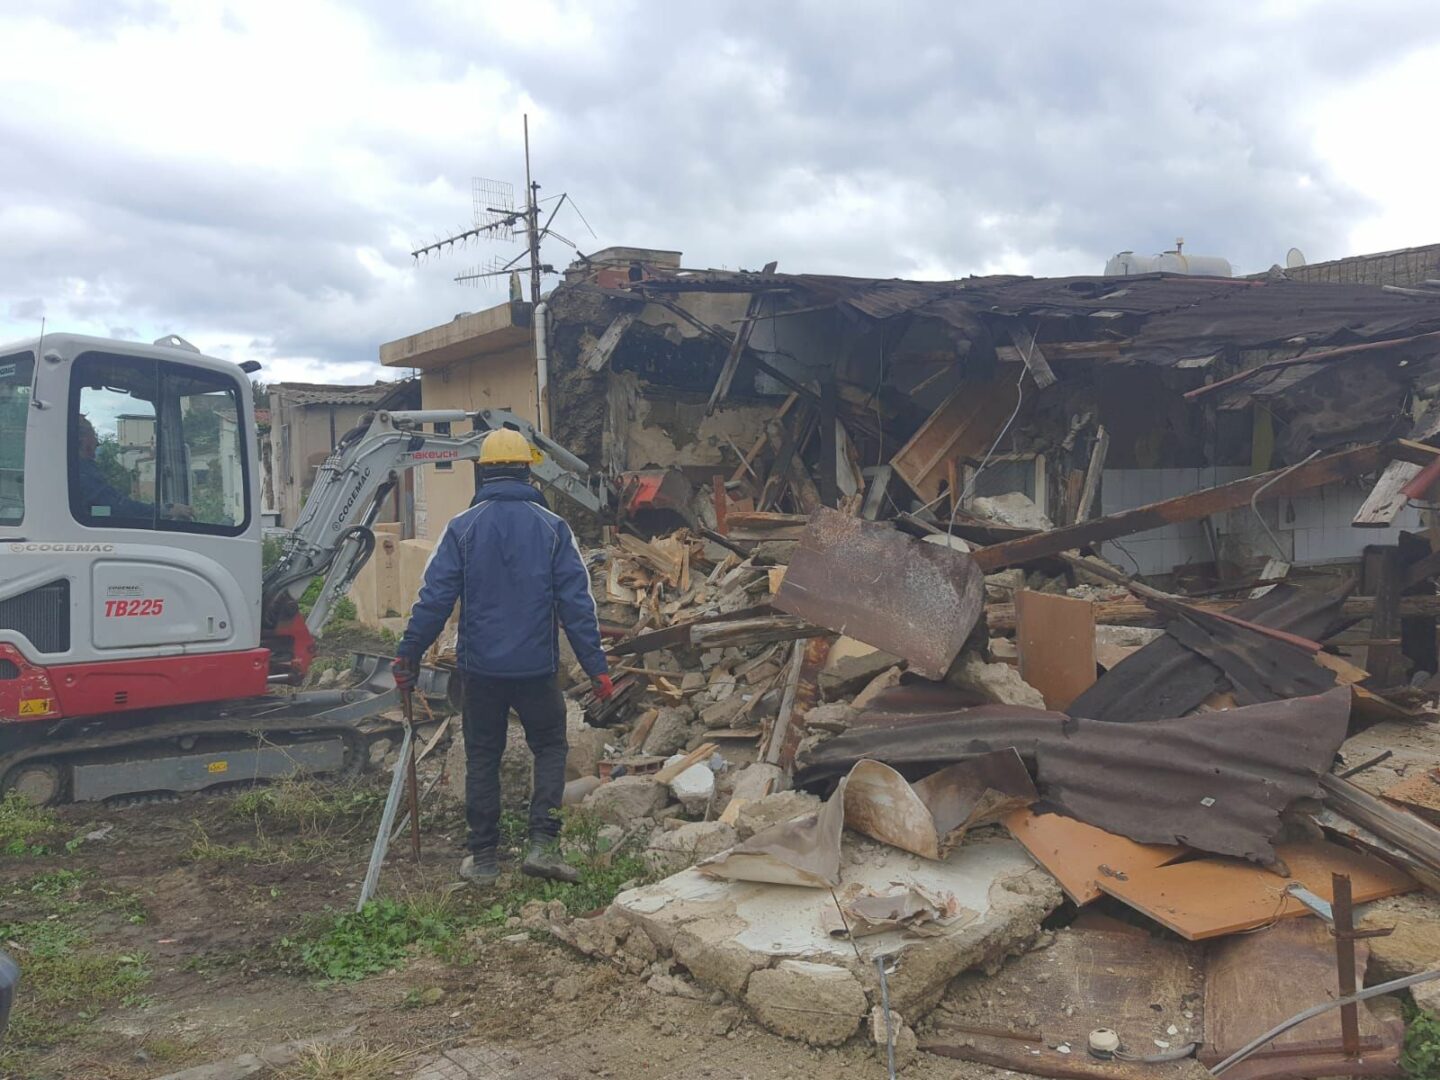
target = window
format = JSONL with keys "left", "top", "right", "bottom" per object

{"left": 0, "top": 351, "right": 33, "bottom": 526}
{"left": 69, "top": 352, "right": 249, "bottom": 535}
{"left": 432, "top": 421, "right": 453, "bottom": 471}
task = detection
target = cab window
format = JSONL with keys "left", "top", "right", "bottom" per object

{"left": 69, "top": 352, "right": 249, "bottom": 535}
{"left": 0, "top": 352, "right": 32, "bottom": 526}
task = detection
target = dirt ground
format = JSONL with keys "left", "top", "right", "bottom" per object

{"left": 0, "top": 767, "right": 1012, "bottom": 1080}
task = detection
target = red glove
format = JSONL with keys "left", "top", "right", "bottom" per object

{"left": 393, "top": 655, "right": 417, "bottom": 692}
{"left": 592, "top": 673, "right": 614, "bottom": 701}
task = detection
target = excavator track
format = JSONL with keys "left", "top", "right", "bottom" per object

{"left": 0, "top": 683, "right": 404, "bottom": 808}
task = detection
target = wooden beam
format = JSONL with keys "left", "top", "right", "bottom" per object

{"left": 1075, "top": 424, "right": 1109, "bottom": 523}
{"left": 1352, "top": 461, "right": 1420, "bottom": 527}
{"left": 1362, "top": 545, "right": 1407, "bottom": 689}
{"left": 1320, "top": 773, "right": 1440, "bottom": 879}
{"left": 706, "top": 260, "right": 776, "bottom": 414}
{"left": 1007, "top": 324, "right": 1056, "bottom": 388}
{"left": 818, "top": 377, "right": 839, "bottom": 507}
{"left": 971, "top": 444, "right": 1392, "bottom": 572}
{"left": 580, "top": 311, "right": 636, "bottom": 372}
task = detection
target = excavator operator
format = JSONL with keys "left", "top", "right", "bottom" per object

{"left": 392, "top": 428, "right": 613, "bottom": 886}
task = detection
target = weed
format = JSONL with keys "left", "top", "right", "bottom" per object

{"left": 230, "top": 775, "right": 382, "bottom": 830}
{"left": 285, "top": 898, "right": 455, "bottom": 982}
{"left": 25, "top": 868, "right": 88, "bottom": 897}
{"left": 478, "top": 808, "right": 653, "bottom": 923}
{"left": 184, "top": 819, "right": 341, "bottom": 866}
{"left": 1404, "top": 999, "right": 1440, "bottom": 1079}
{"left": 0, "top": 790, "right": 63, "bottom": 856}
{"left": 0, "top": 917, "right": 151, "bottom": 1055}
{"left": 275, "top": 1040, "right": 407, "bottom": 1080}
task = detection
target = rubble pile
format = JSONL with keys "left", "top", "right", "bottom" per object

{"left": 527, "top": 482, "right": 1440, "bottom": 1076}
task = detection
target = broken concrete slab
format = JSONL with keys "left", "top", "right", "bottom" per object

{"left": 971, "top": 492, "right": 1054, "bottom": 531}
{"left": 869, "top": 1005, "right": 919, "bottom": 1070}
{"left": 645, "top": 821, "right": 738, "bottom": 875}
{"left": 819, "top": 636, "right": 903, "bottom": 698}
{"left": 667, "top": 757, "right": 716, "bottom": 815}
{"left": 1361, "top": 891, "right": 1440, "bottom": 1018}
{"left": 803, "top": 702, "right": 856, "bottom": 734}
{"left": 581, "top": 776, "right": 670, "bottom": 825}
{"left": 732, "top": 790, "right": 822, "bottom": 841}
{"left": 612, "top": 834, "right": 1061, "bottom": 1031}
{"left": 746, "top": 960, "right": 868, "bottom": 1045}
{"left": 640, "top": 706, "right": 693, "bottom": 757}
{"left": 944, "top": 650, "right": 1046, "bottom": 708}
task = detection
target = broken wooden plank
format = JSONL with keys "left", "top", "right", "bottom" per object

{"left": 1074, "top": 424, "right": 1109, "bottom": 523}
{"left": 654, "top": 742, "right": 719, "bottom": 785}
{"left": 1248, "top": 557, "right": 1290, "bottom": 599}
{"left": 1014, "top": 591, "right": 1096, "bottom": 710}
{"left": 580, "top": 311, "right": 636, "bottom": 372}
{"left": 1097, "top": 840, "right": 1414, "bottom": 940}
{"left": 1353, "top": 460, "right": 1421, "bottom": 527}
{"left": 1320, "top": 773, "right": 1440, "bottom": 879}
{"left": 889, "top": 377, "right": 1024, "bottom": 503}
{"left": 1363, "top": 545, "right": 1408, "bottom": 689}
{"left": 1006, "top": 323, "right": 1056, "bottom": 388}
{"left": 761, "top": 639, "right": 806, "bottom": 767}
{"left": 972, "top": 443, "right": 1393, "bottom": 572}
{"left": 688, "top": 614, "right": 825, "bottom": 650}
{"left": 729, "top": 392, "right": 798, "bottom": 484}
{"left": 1004, "top": 809, "right": 1187, "bottom": 905}
{"left": 706, "top": 260, "right": 776, "bottom": 414}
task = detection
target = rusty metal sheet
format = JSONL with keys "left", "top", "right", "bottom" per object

{"left": 1202, "top": 918, "right": 1404, "bottom": 1080}
{"left": 773, "top": 508, "right": 984, "bottom": 681}
{"left": 923, "top": 926, "right": 1204, "bottom": 1080}
{"left": 1068, "top": 583, "right": 1348, "bottom": 722}
{"left": 843, "top": 750, "right": 1036, "bottom": 860}
{"left": 796, "top": 687, "right": 1353, "bottom": 863}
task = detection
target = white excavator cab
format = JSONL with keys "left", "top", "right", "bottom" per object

{"left": 0, "top": 333, "right": 267, "bottom": 726}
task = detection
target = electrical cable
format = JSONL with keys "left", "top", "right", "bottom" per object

{"left": 1249, "top": 448, "right": 1321, "bottom": 560}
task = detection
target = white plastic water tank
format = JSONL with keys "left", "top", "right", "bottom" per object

{"left": 1104, "top": 250, "right": 1233, "bottom": 277}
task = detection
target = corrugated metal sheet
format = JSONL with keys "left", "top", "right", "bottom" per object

{"left": 1067, "top": 583, "right": 1348, "bottom": 723}
{"left": 794, "top": 687, "right": 1353, "bottom": 863}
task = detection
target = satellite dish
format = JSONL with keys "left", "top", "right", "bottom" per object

{"left": 1285, "top": 247, "right": 1307, "bottom": 268}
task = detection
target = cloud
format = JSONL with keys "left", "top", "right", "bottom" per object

{"left": 1, "top": 0, "right": 1438, "bottom": 382}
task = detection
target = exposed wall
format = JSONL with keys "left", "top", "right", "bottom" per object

{"left": 603, "top": 372, "right": 775, "bottom": 474}
{"left": 1099, "top": 467, "right": 1424, "bottom": 576}
{"left": 267, "top": 397, "right": 373, "bottom": 527}
{"left": 414, "top": 347, "right": 538, "bottom": 539}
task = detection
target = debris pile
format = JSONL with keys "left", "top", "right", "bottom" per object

{"left": 529, "top": 472, "right": 1440, "bottom": 1075}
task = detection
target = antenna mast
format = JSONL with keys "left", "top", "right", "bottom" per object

{"left": 411, "top": 115, "right": 594, "bottom": 304}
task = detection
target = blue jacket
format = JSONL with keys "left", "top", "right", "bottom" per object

{"left": 396, "top": 479, "right": 608, "bottom": 680}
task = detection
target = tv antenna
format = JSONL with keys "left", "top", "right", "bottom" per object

{"left": 411, "top": 115, "right": 595, "bottom": 303}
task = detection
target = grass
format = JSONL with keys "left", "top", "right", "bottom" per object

{"left": 0, "top": 790, "right": 65, "bottom": 856}
{"left": 186, "top": 775, "right": 385, "bottom": 866}
{"left": 480, "top": 807, "right": 653, "bottom": 922}
{"left": 1403, "top": 998, "right": 1440, "bottom": 1079}
{"left": 6, "top": 867, "right": 147, "bottom": 925}
{"left": 276, "top": 1040, "right": 408, "bottom": 1080}
{"left": 0, "top": 917, "right": 151, "bottom": 1060}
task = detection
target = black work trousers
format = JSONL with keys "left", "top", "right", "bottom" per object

{"left": 460, "top": 672, "right": 569, "bottom": 854}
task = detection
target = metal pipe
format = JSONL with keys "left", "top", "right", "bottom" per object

{"left": 356, "top": 721, "right": 414, "bottom": 911}
{"left": 535, "top": 300, "right": 550, "bottom": 435}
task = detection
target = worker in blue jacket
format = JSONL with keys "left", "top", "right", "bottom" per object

{"left": 393, "top": 428, "right": 613, "bottom": 885}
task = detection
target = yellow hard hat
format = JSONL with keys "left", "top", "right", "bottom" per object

{"left": 479, "top": 428, "right": 537, "bottom": 465}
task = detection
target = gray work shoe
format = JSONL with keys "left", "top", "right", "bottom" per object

{"left": 522, "top": 840, "right": 580, "bottom": 883}
{"left": 459, "top": 849, "right": 500, "bottom": 886}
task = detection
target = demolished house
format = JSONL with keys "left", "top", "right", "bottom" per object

{"left": 400, "top": 253, "right": 1440, "bottom": 1076}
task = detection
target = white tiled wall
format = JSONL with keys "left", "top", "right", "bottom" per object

{"left": 1098, "top": 468, "right": 1423, "bottom": 575}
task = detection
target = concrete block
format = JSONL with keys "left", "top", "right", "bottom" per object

{"left": 746, "top": 960, "right": 868, "bottom": 1045}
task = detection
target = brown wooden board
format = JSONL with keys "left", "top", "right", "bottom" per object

{"left": 972, "top": 444, "right": 1392, "bottom": 571}
{"left": 1201, "top": 918, "right": 1403, "bottom": 1080}
{"left": 1097, "top": 840, "right": 1414, "bottom": 940}
{"left": 889, "top": 376, "right": 1024, "bottom": 503}
{"left": 1005, "top": 808, "right": 1186, "bottom": 905}
{"left": 1015, "top": 591, "right": 1097, "bottom": 710}
{"left": 1382, "top": 767, "right": 1440, "bottom": 814}
{"left": 923, "top": 927, "right": 1203, "bottom": 1080}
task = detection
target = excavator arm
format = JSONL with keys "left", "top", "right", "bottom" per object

{"left": 261, "top": 408, "right": 606, "bottom": 662}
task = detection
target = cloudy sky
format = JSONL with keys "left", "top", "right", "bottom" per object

{"left": 3, "top": 1, "right": 1439, "bottom": 384}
